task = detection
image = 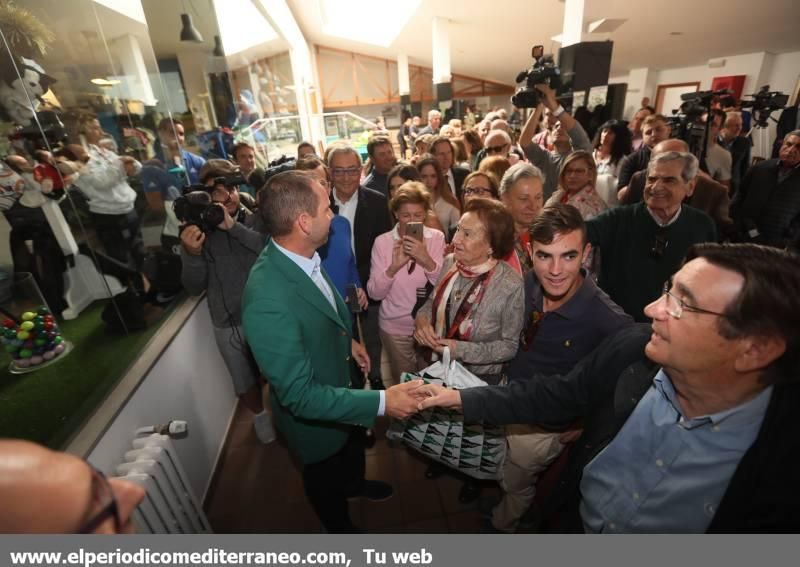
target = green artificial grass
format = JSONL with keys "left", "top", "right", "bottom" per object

{"left": 0, "top": 298, "right": 179, "bottom": 449}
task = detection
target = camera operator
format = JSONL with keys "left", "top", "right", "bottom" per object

{"left": 702, "top": 109, "right": 733, "bottom": 191}
{"left": 732, "top": 130, "right": 800, "bottom": 251}
{"left": 718, "top": 111, "right": 751, "bottom": 198}
{"left": 519, "top": 83, "right": 593, "bottom": 201}
{"left": 179, "top": 159, "right": 275, "bottom": 444}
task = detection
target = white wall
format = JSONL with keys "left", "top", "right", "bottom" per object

{"left": 766, "top": 51, "right": 800, "bottom": 98}
{"left": 87, "top": 300, "right": 238, "bottom": 501}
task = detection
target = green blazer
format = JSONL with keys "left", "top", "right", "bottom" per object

{"left": 242, "top": 241, "right": 380, "bottom": 464}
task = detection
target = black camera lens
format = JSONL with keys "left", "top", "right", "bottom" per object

{"left": 203, "top": 203, "right": 225, "bottom": 228}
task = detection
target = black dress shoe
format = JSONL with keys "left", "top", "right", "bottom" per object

{"left": 425, "top": 462, "right": 444, "bottom": 480}
{"left": 348, "top": 480, "right": 394, "bottom": 502}
{"left": 458, "top": 481, "right": 482, "bottom": 504}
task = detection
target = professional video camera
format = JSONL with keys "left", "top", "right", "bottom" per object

{"left": 740, "top": 85, "right": 789, "bottom": 128}
{"left": 173, "top": 175, "right": 244, "bottom": 233}
{"left": 511, "top": 45, "right": 561, "bottom": 109}
{"left": 667, "top": 89, "right": 730, "bottom": 161}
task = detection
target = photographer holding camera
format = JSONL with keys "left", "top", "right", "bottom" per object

{"left": 179, "top": 159, "right": 274, "bottom": 444}
{"left": 519, "top": 83, "right": 593, "bottom": 201}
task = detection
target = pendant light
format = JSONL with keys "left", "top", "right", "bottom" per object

{"left": 179, "top": 1, "right": 204, "bottom": 43}
{"left": 213, "top": 35, "right": 224, "bottom": 57}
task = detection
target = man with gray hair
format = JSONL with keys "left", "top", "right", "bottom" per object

{"left": 328, "top": 144, "right": 392, "bottom": 391}
{"left": 416, "top": 109, "right": 442, "bottom": 137}
{"left": 732, "top": 130, "right": 800, "bottom": 250}
{"left": 586, "top": 151, "right": 717, "bottom": 321}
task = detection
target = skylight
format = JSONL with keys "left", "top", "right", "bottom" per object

{"left": 319, "top": 0, "right": 421, "bottom": 47}
{"left": 213, "top": 0, "right": 278, "bottom": 56}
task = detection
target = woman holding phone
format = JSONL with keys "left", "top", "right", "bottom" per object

{"left": 367, "top": 182, "right": 446, "bottom": 387}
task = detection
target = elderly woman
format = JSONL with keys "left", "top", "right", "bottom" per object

{"left": 545, "top": 150, "right": 608, "bottom": 220}
{"left": 387, "top": 163, "right": 444, "bottom": 233}
{"left": 414, "top": 198, "right": 524, "bottom": 501}
{"left": 499, "top": 163, "right": 546, "bottom": 274}
{"left": 367, "top": 182, "right": 446, "bottom": 386}
{"left": 417, "top": 156, "right": 461, "bottom": 238}
{"left": 460, "top": 171, "right": 499, "bottom": 205}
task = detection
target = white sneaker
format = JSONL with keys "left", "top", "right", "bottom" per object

{"left": 253, "top": 411, "right": 276, "bottom": 444}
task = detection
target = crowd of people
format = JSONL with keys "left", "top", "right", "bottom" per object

{"left": 2, "top": 86, "right": 799, "bottom": 534}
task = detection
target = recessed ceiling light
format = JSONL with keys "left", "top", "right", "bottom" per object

{"left": 669, "top": 31, "right": 684, "bottom": 36}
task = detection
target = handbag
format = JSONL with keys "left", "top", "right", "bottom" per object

{"left": 387, "top": 347, "right": 506, "bottom": 480}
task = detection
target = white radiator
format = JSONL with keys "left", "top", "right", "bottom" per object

{"left": 114, "top": 434, "right": 212, "bottom": 534}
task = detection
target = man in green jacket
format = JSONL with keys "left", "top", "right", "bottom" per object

{"left": 242, "top": 171, "right": 421, "bottom": 533}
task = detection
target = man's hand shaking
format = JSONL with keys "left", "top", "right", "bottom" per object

{"left": 385, "top": 380, "right": 429, "bottom": 419}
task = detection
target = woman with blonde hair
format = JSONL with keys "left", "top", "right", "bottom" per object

{"left": 367, "top": 182, "right": 446, "bottom": 386}
{"left": 545, "top": 150, "right": 608, "bottom": 220}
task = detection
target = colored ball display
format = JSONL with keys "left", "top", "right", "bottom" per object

{"left": 2, "top": 306, "right": 68, "bottom": 370}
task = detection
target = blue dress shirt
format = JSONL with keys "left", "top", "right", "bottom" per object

{"left": 580, "top": 369, "right": 772, "bottom": 533}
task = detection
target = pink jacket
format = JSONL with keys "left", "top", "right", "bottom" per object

{"left": 367, "top": 225, "right": 446, "bottom": 336}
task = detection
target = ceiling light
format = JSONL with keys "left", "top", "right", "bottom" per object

{"left": 180, "top": 13, "right": 204, "bottom": 43}
{"left": 669, "top": 31, "right": 684, "bottom": 36}
{"left": 586, "top": 18, "right": 627, "bottom": 34}
{"left": 213, "top": 35, "right": 225, "bottom": 57}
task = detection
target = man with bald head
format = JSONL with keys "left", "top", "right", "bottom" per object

{"left": 621, "top": 139, "right": 732, "bottom": 235}
{"left": 0, "top": 439, "right": 145, "bottom": 533}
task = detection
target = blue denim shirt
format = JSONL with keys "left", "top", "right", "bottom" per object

{"left": 580, "top": 369, "right": 772, "bottom": 533}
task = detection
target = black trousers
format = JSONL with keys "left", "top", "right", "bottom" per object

{"left": 302, "top": 428, "right": 365, "bottom": 533}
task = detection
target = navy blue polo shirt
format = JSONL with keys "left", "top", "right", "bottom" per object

{"left": 505, "top": 270, "right": 633, "bottom": 381}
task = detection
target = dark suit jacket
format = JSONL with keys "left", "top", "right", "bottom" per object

{"left": 616, "top": 145, "right": 651, "bottom": 190}
{"left": 242, "top": 242, "right": 380, "bottom": 464}
{"left": 623, "top": 170, "right": 732, "bottom": 236}
{"left": 352, "top": 186, "right": 392, "bottom": 291}
{"left": 451, "top": 166, "right": 470, "bottom": 201}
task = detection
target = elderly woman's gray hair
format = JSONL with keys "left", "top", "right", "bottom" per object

{"left": 499, "top": 162, "right": 546, "bottom": 197}
{"left": 647, "top": 151, "right": 699, "bottom": 183}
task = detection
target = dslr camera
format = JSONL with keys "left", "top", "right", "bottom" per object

{"left": 740, "top": 85, "right": 789, "bottom": 128}
{"left": 173, "top": 175, "right": 244, "bottom": 234}
{"left": 511, "top": 45, "right": 561, "bottom": 109}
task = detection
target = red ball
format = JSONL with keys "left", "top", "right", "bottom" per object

{"left": 2, "top": 319, "right": 14, "bottom": 329}
{"left": 43, "top": 322, "right": 54, "bottom": 331}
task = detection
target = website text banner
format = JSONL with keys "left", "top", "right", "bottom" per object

{"left": 0, "top": 535, "right": 789, "bottom": 567}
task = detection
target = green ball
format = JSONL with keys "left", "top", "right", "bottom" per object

{"left": 4, "top": 329, "right": 15, "bottom": 339}
{"left": 4, "top": 344, "right": 17, "bottom": 353}
{"left": 20, "top": 321, "right": 34, "bottom": 331}
{"left": 21, "top": 312, "right": 35, "bottom": 321}
{"left": 37, "top": 306, "right": 50, "bottom": 315}
{"left": 19, "top": 348, "right": 33, "bottom": 358}
{"left": 53, "top": 335, "right": 63, "bottom": 345}
{"left": 16, "top": 331, "right": 30, "bottom": 341}
{"left": 34, "top": 338, "right": 46, "bottom": 347}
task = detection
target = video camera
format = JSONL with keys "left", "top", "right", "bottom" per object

{"left": 173, "top": 175, "right": 244, "bottom": 234}
{"left": 740, "top": 85, "right": 789, "bottom": 128}
{"left": 667, "top": 89, "right": 730, "bottom": 160}
{"left": 511, "top": 45, "right": 561, "bottom": 109}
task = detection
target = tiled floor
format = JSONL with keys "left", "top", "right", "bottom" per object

{"left": 204, "top": 402, "right": 503, "bottom": 533}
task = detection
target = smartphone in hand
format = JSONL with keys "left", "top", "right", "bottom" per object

{"left": 346, "top": 283, "right": 362, "bottom": 313}
{"left": 405, "top": 222, "right": 424, "bottom": 241}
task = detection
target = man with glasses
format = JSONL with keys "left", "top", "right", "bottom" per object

{"left": 180, "top": 160, "right": 274, "bottom": 444}
{"left": 488, "top": 204, "right": 632, "bottom": 533}
{"left": 0, "top": 439, "right": 145, "bottom": 533}
{"left": 328, "top": 145, "right": 392, "bottom": 390}
{"left": 585, "top": 151, "right": 717, "bottom": 321}
{"left": 415, "top": 242, "right": 800, "bottom": 532}
{"left": 519, "top": 83, "right": 593, "bottom": 200}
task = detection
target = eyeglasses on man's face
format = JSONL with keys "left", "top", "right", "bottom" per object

{"left": 650, "top": 227, "right": 669, "bottom": 259}
{"left": 485, "top": 143, "right": 509, "bottom": 154}
{"left": 331, "top": 167, "right": 361, "bottom": 177}
{"left": 463, "top": 186, "right": 493, "bottom": 197}
{"left": 660, "top": 279, "right": 729, "bottom": 320}
{"left": 78, "top": 465, "right": 122, "bottom": 534}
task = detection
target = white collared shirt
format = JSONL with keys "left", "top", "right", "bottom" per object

{"left": 333, "top": 187, "right": 359, "bottom": 254}
{"left": 647, "top": 205, "right": 682, "bottom": 227}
